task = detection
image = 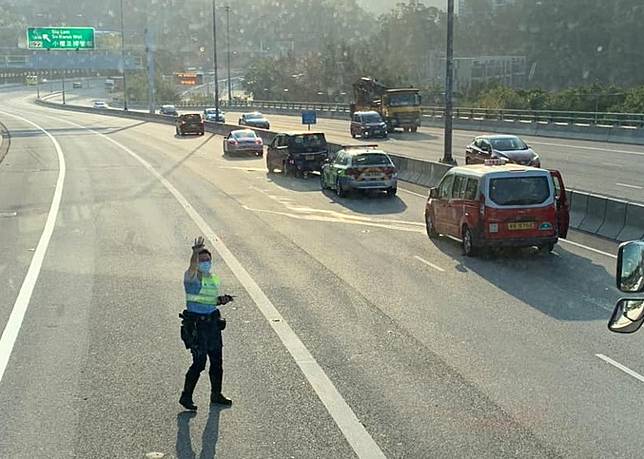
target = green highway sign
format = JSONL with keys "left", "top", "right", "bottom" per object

{"left": 27, "top": 27, "right": 95, "bottom": 50}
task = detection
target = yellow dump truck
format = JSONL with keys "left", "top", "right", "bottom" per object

{"left": 350, "top": 77, "right": 422, "bottom": 133}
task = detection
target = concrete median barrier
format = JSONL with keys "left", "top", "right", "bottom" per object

{"left": 597, "top": 198, "right": 628, "bottom": 240}
{"left": 569, "top": 191, "right": 589, "bottom": 229}
{"left": 617, "top": 202, "right": 644, "bottom": 241}
{"left": 579, "top": 194, "right": 608, "bottom": 234}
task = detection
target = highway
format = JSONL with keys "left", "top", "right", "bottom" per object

{"left": 44, "top": 83, "right": 644, "bottom": 202}
{"left": 1, "top": 87, "right": 644, "bottom": 458}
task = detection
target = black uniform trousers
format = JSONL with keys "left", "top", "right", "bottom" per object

{"left": 183, "top": 312, "right": 223, "bottom": 397}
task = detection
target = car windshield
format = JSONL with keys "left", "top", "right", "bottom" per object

{"left": 290, "top": 134, "right": 326, "bottom": 148}
{"left": 246, "top": 113, "right": 263, "bottom": 120}
{"left": 489, "top": 176, "right": 550, "bottom": 206}
{"left": 388, "top": 93, "right": 420, "bottom": 107}
{"left": 490, "top": 137, "right": 528, "bottom": 151}
{"left": 352, "top": 153, "right": 392, "bottom": 166}
{"left": 233, "top": 131, "right": 256, "bottom": 139}
{"left": 362, "top": 114, "right": 382, "bottom": 123}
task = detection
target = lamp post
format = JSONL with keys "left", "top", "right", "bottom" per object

{"left": 120, "top": 0, "right": 128, "bottom": 110}
{"left": 225, "top": 5, "right": 232, "bottom": 106}
{"left": 441, "top": 0, "right": 456, "bottom": 165}
{"left": 212, "top": 0, "right": 220, "bottom": 121}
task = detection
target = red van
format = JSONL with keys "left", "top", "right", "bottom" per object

{"left": 425, "top": 163, "right": 570, "bottom": 256}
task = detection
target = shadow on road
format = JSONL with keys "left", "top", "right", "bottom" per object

{"left": 321, "top": 187, "right": 408, "bottom": 214}
{"left": 389, "top": 131, "right": 438, "bottom": 141}
{"left": 176, "top": 406, "right": 228, "bottom": 459}
{"left": 428, "top": 235, "right": 614, "bottom": 321}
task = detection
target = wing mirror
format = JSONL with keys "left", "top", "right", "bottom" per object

{"left": 429, "top": 187, "right": 439, "bottom": 199}
{"left": 608, "top": 241, "right": 644, "bottom": 333}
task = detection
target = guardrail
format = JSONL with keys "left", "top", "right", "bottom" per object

{"left": 35, "top": 97, "right": 644, "bottom": 242}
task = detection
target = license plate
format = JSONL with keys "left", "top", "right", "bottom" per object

{"left": 508, "top": 222, "right": 535, "bottom": 230}
{"left": 305, "top": 155, "right": 315, "bottom": 160}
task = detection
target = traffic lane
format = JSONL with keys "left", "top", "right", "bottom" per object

{"left": 100, "top": 121, "right": 644, "bottom": 456}
{"left": 204, "top": 163, "right": 644, "bottom": 457}
{"left": 108, "top": 127, "right": 556, "bottom": 457}
{"left": 228, "top": 110, "right": 644, "bottom": 201}
{"left": 17, "top": 101, "right": 644, "bottom": 456}
{"left": 0, "top": 111, "right": 60, "bottom": 340}
{"left": 0, "top": 110, "right": 357, "bottom": 458}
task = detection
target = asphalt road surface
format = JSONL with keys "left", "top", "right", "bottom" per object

{"left": 1, "top": 88, "right": 644, "bottom": 458}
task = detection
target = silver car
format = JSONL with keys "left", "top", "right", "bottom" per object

{"left": 465, "top": 134, "right": 541, "bottom": 167}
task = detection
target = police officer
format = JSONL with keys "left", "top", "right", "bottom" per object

{"left": 179, "top": 236, "right": 233, "bottom": 410}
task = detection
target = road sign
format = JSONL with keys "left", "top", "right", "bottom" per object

{"left": 27, "top": 27, "right": 95, "bottom": 50}
{"left": 302, "top": 110, "right": 317, "bottom": 126}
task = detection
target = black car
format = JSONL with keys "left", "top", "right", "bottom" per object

{"left": 160, "top": 104, "right": 179, "bottom": 117}
{"left": 350, "top": 111, "right": 388, "bottom": 138}
{"left": 239, "top": 112, "right": 270, "bottom": 130}
{"left": 176, "top": 113, "right": 205, "bottom": 136}
{"left": 266, "top": 131, "right": 328, "bottom": 176}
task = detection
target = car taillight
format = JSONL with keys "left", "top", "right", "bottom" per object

{"left": 229, "top": 139, "right": 238, "bottom": 145}
{"left": 383, "top": 167, "right": 395, "bottom": 174}
{"left": 255, "top": 139, "right": 263, "bottom": 144}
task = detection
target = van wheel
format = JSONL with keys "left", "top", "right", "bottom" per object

{"left": 425, "top": 213, "right": 438, "bottom": 238}
{"left": 320, "top": 172, "right": 328, "bottom": 190}
{"left": 282, "top": 161, "right": 289, "bottom": 176}
{"left": 465, "top": 157, "right": 471, "bottom": 165}
{"left": 386, "top": 187, "right": 397, "bottom": 197}
{"left": 462, "top": 226, "right": 478, "bottom": 257}
{"left": 411, "top": 126, "right": 418, "bottom": 133}
{"left": 351, "top": 131, "right": 356, "bottom": 138}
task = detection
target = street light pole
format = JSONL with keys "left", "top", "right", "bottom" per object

{"left": 212, "top": 0, "right": 220, "bottom": 121}
{"left": 441, "top": 0, "right": 456, "bottom": 165}
{"left": 120, "top": 0, "right": 128, "bottom": 110}
{"left": 225, "top": 5, "right": 232, "bottom": 106}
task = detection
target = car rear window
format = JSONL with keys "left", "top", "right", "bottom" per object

{"left": 352, "top": 153, "right": 392, "bottom": 166}
{"left": 233, "top": 131, "right": 256, "bottom": 139}
{"left": 182, "top": 114, "right": 201, "bottom": 121}
{"left": 290, "top": 134, "right": 326, "bottom": 148}
{"left": 489, "top": 176, "right": 550, "bottom": 206}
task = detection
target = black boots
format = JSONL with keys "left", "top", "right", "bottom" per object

{"left": 210, "top": 393, "right": 233, "bottom": 406}
{"left": 179, "top": 391, "right": 198, "bottom": 411}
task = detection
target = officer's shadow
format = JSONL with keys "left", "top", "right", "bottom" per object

{"left": 176, "top": 406, "right": 228, "bottom": 459}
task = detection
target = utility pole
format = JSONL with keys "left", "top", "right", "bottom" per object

{"left": 212, "top": 0, "right": 220, "bottom": 121}
{"left": 441, "top": 0, "right": 456, "bottom": 165}
{"left": 225, "top": 5, "right": 232, "bottom": 106}
{"left": 120, "top": 0, "right": 128, "bottom": 110}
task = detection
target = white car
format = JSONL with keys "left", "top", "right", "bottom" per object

{"left": 93, "top": 100, "right": 108, "bottom": 109}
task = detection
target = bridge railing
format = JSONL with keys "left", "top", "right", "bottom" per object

{"left": 185, "top": 100, "right": 644, "bottom": 129}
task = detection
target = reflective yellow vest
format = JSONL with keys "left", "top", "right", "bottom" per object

{"left": 186, "top": 273, "right": 220, "bottom": 305}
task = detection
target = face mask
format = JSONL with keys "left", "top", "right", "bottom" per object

{"left": 198, "top": 261, "right": 212, "bottom": 273}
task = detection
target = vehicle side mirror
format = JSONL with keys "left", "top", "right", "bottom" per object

{"left": 608, "top": 298, "right": 644, "bottom": 333}
{"left": 617, "top": 241, "right": 644, "bottom": 292}
{"left": 429, "top": 187, "right": 439, "bottom": 199}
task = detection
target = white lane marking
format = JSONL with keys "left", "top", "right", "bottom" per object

{"left": 414, "top": 255, "right": 445, "bottom": 272}
{"left": 53, "top": 118, "right": 386, "bottom": 459}
{"left": 559, "top": 239, "right": 617, "bottom": 259}
{"left": 399, "top": 188, "right": 427, "bottom": 198}
{"left": 596, "top": 354, "right": 644, "bottom": 384}
{"left": 616, "top": 182, "right": 643, "bottom": 190}
{"left": 0, "top": 111, "right": 66, "bottom": 384}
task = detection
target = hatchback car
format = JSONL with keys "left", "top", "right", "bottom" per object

{"left": 266, "top": 131, "right": 328, "bottom": 176}
{"left": 223, "top": 129, "right": 263, "bottom": 156}
{"left": 160, "top": 104, "right": 179, "bottom": 117}
{"left": 425, "top": 162, "right": 569, "bottom": 256}
{"left": 238, "top": 112, "right": 270, "bottom": 129}
{"left": 176, "top": 113, "right": 205, "bottom": 136}
{"left": 203, "top": 108, "right": 225, "bottom": 123}
{"left": 465, "top": 135, "right": 540, "bottom": 167}
{"left": 320, "top": 145, "right": 398, "bottom": 197}
{"left": 350, "top": 111, "right": 388, "bottom": 138}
